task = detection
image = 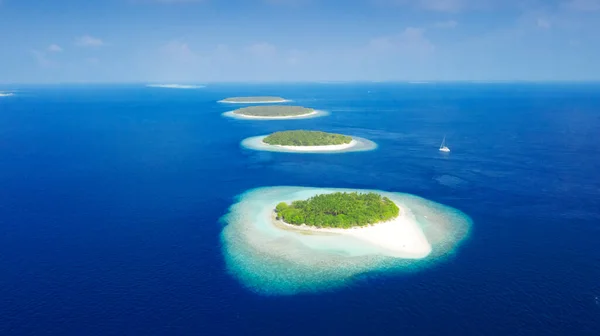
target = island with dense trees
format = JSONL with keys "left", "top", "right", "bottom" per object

{"left": 220, "top": 96, "right": 289, "bottom": 103}
{"left": 263, "top": 130, "right": 352, "bottom": 146}
{"left": 221, "top": 186, "right": 471, "bottom": 294}
{"left": 275, "top": 192, "right": 400, "bottom": 229}
{"left": 232, "top": 105, "right": 315, "bottom": 118}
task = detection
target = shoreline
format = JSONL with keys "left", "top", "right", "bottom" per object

{"left": 233, "top": 110, "right": 317, "bottom": 119}
{"left": 241, "top": 135, "right": 377, "bottom": 153}
{"left": 223, "top": 109, "right": 325, "bottom": 120}
{"left": 220, "top": 186, "right": 472, "bottom": 295}
{"left": 263, "top": 139, "right": 358, "bottom": 152}
{"left": 272, "top": 201, "right": 432, "bottom": 258}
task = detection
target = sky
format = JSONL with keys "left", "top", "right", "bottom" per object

{"left": 0, "top": 0, "right": 599, "bottom": 83}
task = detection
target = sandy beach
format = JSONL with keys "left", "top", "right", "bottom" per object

{"left": 273, "top": 202, "right": 432, "bottom": 258}
{"left": 221, "top": 186, "right": 471, "bottom": 294}
{"left": 267, "top": 139, "right": 358, "bottom": 152}
{"left": 241, "top": 135, "right": 376, "bottom": 153}
{"left": 232, "top": 110, "right": 316, "bottom": 119}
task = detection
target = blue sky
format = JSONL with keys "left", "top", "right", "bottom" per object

{"left": 1, "top": 0, "right": 599, "bottom": 83}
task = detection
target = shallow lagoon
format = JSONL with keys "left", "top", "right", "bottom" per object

{"left": 221, "top": 186, "right": 471, "bottom": 295}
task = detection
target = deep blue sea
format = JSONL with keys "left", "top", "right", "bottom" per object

{"left": 1, "top": 83, "right": 599, "bottom": 335}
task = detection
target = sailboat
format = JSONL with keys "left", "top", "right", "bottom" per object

{"left": 439, "top": 136, "right": 450, "bottom": 152}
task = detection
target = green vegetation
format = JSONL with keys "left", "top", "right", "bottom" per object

{"left": 232, "top": 105, "right": 314, "bottom": 117}
{"left": 222, "top": 96, "right": 286, "bottom": 103}
{"left": 264, "top": 130, "right": 352, "bottom": 146}
{"left": 275, "top": 192, "right": 399, "bottom": 228}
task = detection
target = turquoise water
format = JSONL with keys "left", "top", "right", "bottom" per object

{"left": 221, "top": 186, "right": 471, "bottom": 295}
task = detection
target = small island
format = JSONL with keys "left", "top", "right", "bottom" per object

{"left": 223, "top": 105, "right": 326, "bottom": 120}
{"left": 275, "top": 192, "right": 399, "bottom": 228}
{"left": 219, "top": 96, "right": 289, "bottom": 104}
{"left": 264, "top": 130, "right": 352, "bottom": 146}
{"left": 234, "top": 106, "right": 315, "bottom": 118}
{"left": 220, "top": 186, "right": 472, "bottom": 295}
{"left": 240, "top": 130, "right": 376, "bottom": 153}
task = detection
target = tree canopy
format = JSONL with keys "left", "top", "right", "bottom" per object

{"left": 275, "top": 192, "right": 399, "bottom": 229}
{"left": 222, "top": 96, "right": 286, "bottom": 103}
{"left": 232, "top": 105, "right": 314, "bottom": 117}
{"left": 264, "top": 130, "right": 352, "bottom": 146}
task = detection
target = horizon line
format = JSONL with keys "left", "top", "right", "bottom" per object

{"left": 2, "top": 80, "right": 600, "bottom": 86}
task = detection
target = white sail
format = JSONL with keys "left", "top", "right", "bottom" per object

{"left": 439, "top": 136, "right": 450, "bottom": 152}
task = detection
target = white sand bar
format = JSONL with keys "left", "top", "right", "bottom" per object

{"left": 232, "top": 110, "right": 316, "bottom": 119}
{"left": 223, "top": 110, "right": 328, "bottom": 120}
{"left": 276, "top": 205, "right": 432, "bottom": 258}
{"left": 241, "top": 135, "right": 377, "bottom": 153}
{"left": 0, "top": 92, "right": 15, "bottom": 97}
{"left": 273, "top": 139, "right": 357, "bottom": 152}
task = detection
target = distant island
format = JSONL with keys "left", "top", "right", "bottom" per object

{"left": 240, "top": 131, "right": 376, "bottom": 153}
{"left": 264, "top": 130, "right": 352, "bottom": 146}
{"left": 275, "top": 192, "right": 400, "bottom": 229}
{"left": 219, "top": 96, "right": 289, "bottom": 103}
{"left": 0, "top": 92, "right": 15, "bottom": 97}
{"left": 232, "top": 106, "right": 315, "bottom": 118}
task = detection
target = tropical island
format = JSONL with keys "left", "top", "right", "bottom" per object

{"left": 220, "top": 186, "right": 472, "bottom": 295}
{"left": 219, "top": 96, "right": 289, "bottom": 103}
{"left": 264, "top": 130, "right": 352, "bottom": 146}
{"left": 275, "top": 192, "right": 399, "bottom": 228}
{"left": 223, "top": 105, "right": 325, "bottom": 121}
{"left": 233, "top": 106, "right": 315, "bottom": 118}
{"left": 240, "top": 130, "right": 376, "bottom": 153}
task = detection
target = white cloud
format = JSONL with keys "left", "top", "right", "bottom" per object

{"left": 419, "top": 0, "right": 464, "bottom": 12}
{"left": 162, "top": 40, "right": 202, "bottom": 63}
{"left": 246, "top": 42, "right": 277, "bottom": 59}
{"left": 368, "top": 27, "right": 435, "bottom": 55}
{"left": 31, "top": 50, "right": 56, "bottom": 68}
{"left": 434, "top": 20, "right": 458, "bottom": 28}
{"left": 379, "top": 0, "right": 465, "bottom": 12}
{"left": 563, "top": 0, "right": 600, "bottom": 11}
{"left": 48, "top": 44, "right": 63, "bottom": 52}
{"left": 376, "top": 0, "right": 535, "bottom": 12}
{"left": 536, "top": 18, "right": 551, "bottom": 29}
{"left": 286, "top": 49, "right": 306, "bottom": 66}
{"left": 76, "top": 35, "right": 105, "bottom": 47}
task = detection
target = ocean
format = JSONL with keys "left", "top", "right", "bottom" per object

{"left": 1, "top": 83, "right": 599, "bottom": 335}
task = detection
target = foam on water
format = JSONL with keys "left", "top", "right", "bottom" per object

{"left": 220, "top": 186, "right": 472, "bottom": 295}
{"left": 240, "top": 136, "right": 377, "bottom": 154}
{"left": 222, "top": 110, "right": 329, "bottom": 120}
